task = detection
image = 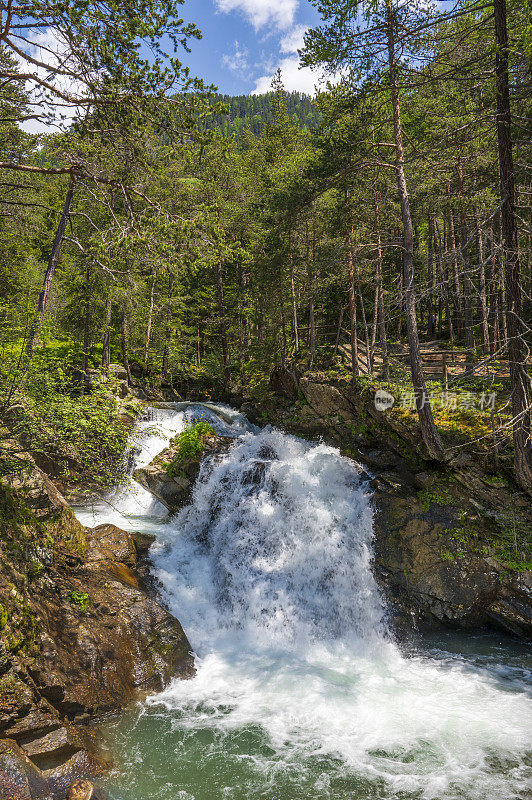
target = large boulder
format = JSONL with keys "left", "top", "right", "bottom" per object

{"left": 373, "top": 481, "right": 532, "bottom": 637}
{"left": 22, "top": 522, "right": 194, "bottom": 721}
{"left": 269, "top": 365, "right": 299, "bottom": 400}
{"left": 134, "top": 431, "right": 232, "bottom": 512}
{"left": 299, "top": 378, "right": 358, "bottom": 421}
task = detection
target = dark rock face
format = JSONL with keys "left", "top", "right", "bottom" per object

{"left": 134, "top": 432, "right": 232, "bottom": 513}
{"left": 1, "top": 452, "right": 193, "bottom": 798}
{"left": 269, "top": 366, "right": 299, "bottom": 400}
{"left": 373, "top": 491, "right": 532, "bottom": 637}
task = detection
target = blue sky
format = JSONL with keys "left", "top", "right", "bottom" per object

{"left": 180, "top": 0, "right": 323, "bottom": 96}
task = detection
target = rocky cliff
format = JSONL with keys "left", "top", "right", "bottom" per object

{"left": 0, "top": 447, "right": 192, "bottom": 799}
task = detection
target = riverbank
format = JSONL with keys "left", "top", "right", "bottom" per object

{"left": 0, "top": 448, "right": 193, "bottom": 798}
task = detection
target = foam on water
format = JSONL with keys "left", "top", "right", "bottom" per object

{"left": 75, "top": 406, "right": 532, "bottom": 800}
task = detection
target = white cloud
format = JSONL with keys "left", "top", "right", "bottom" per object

{"left": 221, "top": 41, "right": 250, "bottom": 75}
{"left": 14, "top": 28, "right": 85, "bottom": 134}
{"left": 252, "top": 56, "right": 325, "bottom": 96}
{"left": 215, "top": 0, "right": 297, "bottom": 31}
{"left": 280, "top": 24, "right": 307, "bottom": 54}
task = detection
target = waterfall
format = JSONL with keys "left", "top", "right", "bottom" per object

{"left": 75, "top": 406, "right": 532, "bottom": 800}
{"left": 153, "top": 426, "right": 385, "bottom": 648}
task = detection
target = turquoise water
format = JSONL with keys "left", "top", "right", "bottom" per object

{"left": 76, "top": 407, "right": 532, "bottom": 800}
{"left": 99, "top": 630, "right": 531, "bottom": 800}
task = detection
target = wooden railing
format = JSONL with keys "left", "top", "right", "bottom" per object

{"left": 314, "top": 323, "right": 519, "bottom": 383}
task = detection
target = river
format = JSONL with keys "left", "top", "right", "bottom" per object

{"left": 75, "top": 405, "right": 531, "bottom": 800}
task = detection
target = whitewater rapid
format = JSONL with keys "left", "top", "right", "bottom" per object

{"left": 75, "top": 406, "right": 532, "bottom": 800}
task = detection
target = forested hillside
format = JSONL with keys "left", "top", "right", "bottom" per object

{"left": 200, "top": 90, "right": 320, "bottom": 136}
{"left": 0, "top": 0, "right": 531, "bottom": 493}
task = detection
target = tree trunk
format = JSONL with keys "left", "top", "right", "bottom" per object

{"left": 308, "top": 258, "right": 316, "bottom": 368}
{"left": 81, "top": 265, "right": 91, "bottom": 377}
{"left": 346, "top": 226, "right": 359, "bottom": 381}
{"left": 355, "top": 261, "right": 371, "bottom": 375}
{"left": 494, "top": 0, "right": 532, "bottom": 491}
{"left": 334, "top": 305, "right": 345, "bottom": 357}
{"left": 289, "top": 229, "right": 299, "bottom": 352}
{"left": 120, "top": 311, "right": 132, "bottom": 385}
{"left": 457, "top": 166, "right": 475, "bottom": 366}
{"left": 386, "top": 2, "right": 444, "bottom": 460}
{"left": 487, "top": 223, "right": 499, "bottom": 356}
{"left": 447, "top": 204, "right": 463, "bottom": 341}
{"left": 427, "top": 212, "right": 435, "bottom": 337}
{"left": 26, "top": 171, "right": 78, "bottom": 355}
{"left": 459, "top": 215, "right": 475, "bottom": 362}
{"left": 280, "top": 296, "right": 288, "bottom": 368}
{"left": 376, "top": 230, "right": 389, "bottom": 379}
{"left": 370, "top": 281, "right": 379, "bottom": 372}
{"left": 475, "top": 214, "right": 490, "bottom": 353}
{"left": 434, "top": 218, "right": 447, "bottom": 340}
{"left": 216, "top": 261, "right": 230, "bottom": 385}
{"left": 144, "top": 271, "right": 156, "bottom": 370}
{"left": 102, "top": 294, "right": 112, "bottom": 372}
{"left": 396, "top": 267, "right": 403, "bottom": 340}
{"left": 161, "top": 273, "right": 174, "bottom": 383}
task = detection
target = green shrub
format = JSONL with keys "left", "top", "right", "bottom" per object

{"left": 167, "top": 421, "right": 215, "bottom": 476}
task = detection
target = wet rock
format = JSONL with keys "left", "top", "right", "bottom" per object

{"left": 21, "top": 726, "right": 82, "bottom": 767}
{"left": 86, "top": 524, "right": 137, "bottom": 567}
{"left": 134, "top": 463, "right": 192, "bottom": 510}
{"left": 68, "top": 780, "right": 93, "bottom": 800}
{"left": 3, "top": 702, "right": 62, "bottom": 743}
{"left": 130, "top": 532, "right": 156, "bottom": 555}
{"left": 413, "top": 471, "right": 435, "bottom": 490}
{"left": 42, "top": 750, "right": 106, "bottom": 797}
{"left": 0, "top": 738, "right": 50, "bottom": 800}
{"left": 0, "top": 675, "right": 35, "bottom": 734}
{"left": 363, "top": 450, "right": 399, "bottom": 470}
{"left": 29, "top": 530, "right": 194, "bottom": 717}
{"left": 487, "top": 572, "right": 532, "bottom": 638}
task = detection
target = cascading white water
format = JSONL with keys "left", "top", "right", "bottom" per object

{"left": 75, "top": 406, "right": 532, "bottom": 800}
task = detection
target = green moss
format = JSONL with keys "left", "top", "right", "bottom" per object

{"left": 2, "top": 601, "right": 36, "bottom": 653}
{"left": 0, "top": 603, "right": 7, "bottom": 630}
{"left": 482, "top": 474, "right": 510, "bottom": 487}
{"left": 445, "top": 516, "right": 531, "bottom": 573}
{"left": 419, "top": 486, "right": 453, "bottom": 511}
{"left": 26, "top": 560, "right": 44, "bottom": 580}
{"left": 68, "top": 590, "right": 90, "bottom": 613}
{"left": 440, "top": 546, "right": 455, "bottom": 561}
